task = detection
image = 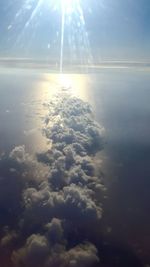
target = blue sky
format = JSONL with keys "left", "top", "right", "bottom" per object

{"left": 0, "top": 0, "right": 150, "bottom": 62}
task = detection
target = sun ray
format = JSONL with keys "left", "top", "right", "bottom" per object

{"left": 7, "top": 0, "right": 93, "bottom": 71}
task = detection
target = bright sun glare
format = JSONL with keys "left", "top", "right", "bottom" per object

{"left": 61, "top": 0, "right": 77, "bottom": 13}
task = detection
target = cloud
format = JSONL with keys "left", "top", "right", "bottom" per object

{"left": 22, "top": 183, "right": 102, "bottom": 232}
{"left": 46, "top": 242, "right": 99, "bottom": 267}
{"left": 45, "top": 218, "right": 64, "bottom": 244}
{"left": 12, "top": 234, "right": 50, "bottom": 267}
{"left": 9, "top": 145, "right": 49, "bottom": 183}
{"left": 12, "top": 217, "right": 99, "bottom": 267}
{"left": 43, "top": 94, "right": 104, "bottom": 155}
{"left": 9, "top": 145, "right": 28, "bottom": 163}
{"left": 0, "top": 90, "right": 105, "bottom": 267}
{"left": 12, "top": 239, "right": 99, "bottom": 267}
{"left": 63, "top": 242, "right": 99, "bottom": 267}
{"left": 1, "top": 229, "right": 18, "bottom": 248}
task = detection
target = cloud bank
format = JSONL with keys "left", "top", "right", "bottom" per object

{"left": 0, "top": 89, "right": 105, "bottom": 267}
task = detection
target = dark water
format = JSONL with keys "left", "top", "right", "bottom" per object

{"left": 0, "top": 67, "right": 150, "bottom": 265}
{"left": 89, "top": 69, "right": 150, "bottom": 264}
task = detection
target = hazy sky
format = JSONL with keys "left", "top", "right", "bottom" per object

{"left": 0, "top": 0, "right": 150, "bottom": 62}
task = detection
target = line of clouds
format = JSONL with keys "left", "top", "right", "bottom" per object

{"left": 0, "top": 90, "right": 105, "bottom": 267}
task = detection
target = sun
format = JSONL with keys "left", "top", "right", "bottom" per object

{"left": 60, "top": 0, "right": 78, "bottom": 13}
{"left": 62, "top": 0, "right": 74, "bottom": 3}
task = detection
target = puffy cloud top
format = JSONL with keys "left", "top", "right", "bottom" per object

{"left": 0, "top": 90, "right": 105, "bottom": 267}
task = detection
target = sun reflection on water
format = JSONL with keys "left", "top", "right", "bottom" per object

{"left": 42, "top": 73, "right": 91, "bottom": 101}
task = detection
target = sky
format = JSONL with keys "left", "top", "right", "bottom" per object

{"left": 0, "top": 0, "right": 150, "bottom": 62}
